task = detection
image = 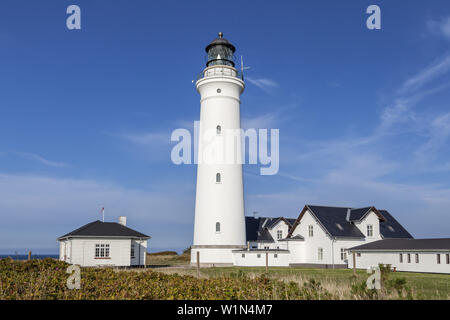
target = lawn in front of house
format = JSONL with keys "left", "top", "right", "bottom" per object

{"left": 154, "top": 265, "right": 450, "bottom": 299}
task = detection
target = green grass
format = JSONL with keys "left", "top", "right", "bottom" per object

{"left": 158, "top": 266, "right": 450, "bottom": 300}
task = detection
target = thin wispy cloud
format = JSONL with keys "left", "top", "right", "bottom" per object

{"left": 6, "top": 152, "right": 68, "bottom": 168}
{"left": 107, "top": 132, "right": 169, "bottom": 146}
{"left": 241, "top": 112, "right": 281, "bottom": 130}
{"left": 246, "top": 77, "right": 279, "bottom": 92}
{"left": 0, "top": 173, "right": 194, "bottom": 251}
{"left": 427, "top": 16, "right": 450, "bottom": 40}
{"left": 399, "top": 53, "right": 450, "bottom": 93}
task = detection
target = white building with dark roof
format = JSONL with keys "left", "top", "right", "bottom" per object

{"left": 57, "top": 216, "right": 150, "bottom": 267}
{"left": 231, "top": 205, "right": 449, "bottom": 273}
{"left": 348, "top": 238, "right": 450, "bottom": 274}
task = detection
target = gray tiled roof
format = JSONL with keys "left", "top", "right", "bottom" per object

{"left": 307, "top": 205, "right": 366, "bottom": 238}
{"left": 378, "top": 210, "right": 413, "bottom": 239}
{"left": 58, "top": 220, "right": 150, "bottom": 240}
{"left": 293, "top": 205, "right": 413, "bottom": 239}
{"left": 348, "top": 207, "right": 372, "bottom": 221}
{"left": 349, "top": 238, "right": 450, "bottom": 251}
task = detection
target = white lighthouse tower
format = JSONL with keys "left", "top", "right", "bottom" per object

{"left": 191, "top": 32, "right": 246, "bottom": 265}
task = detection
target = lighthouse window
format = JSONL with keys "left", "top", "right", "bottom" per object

{"left": 216, "top": 222, "right": 220, "bottom": 232}
{"left": 216, "top": 173, "right": 221, "bottom": 183}
{"left": 216, "top": 125, "right": 221, "bottom": 135}
{"left": 217, "top": 88, "right": 221, "bottom": 93}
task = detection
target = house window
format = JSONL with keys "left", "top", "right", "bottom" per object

{"left": 399, "top": 253, "right": 403, "bottom": 263}
{"left": 216, "top": 173, "right": 221, "bottom": 183}
{"left": 216, "top": 125, "right": 221, "bottom": 135}
{"left": 447, "top": 254, "right": 449, "bottom": 264}
{"left": 274, "top": 254, "right": 278, "bottom": 258}
{"left": 277, "top": 230, "right": 282, "bottom": 240}
{"left": 340, "top": 248, "right": 347, "bottom": 261}
{"left": 367, "top": 225, "right": 373, "bottom": 237}
{"left": 241, "top": 254, "right": 245, "bottom": 258}
{"left": 95, "top": 244, "right": 110, "bottom": 258}
{"left": 356, "top": 252, "right": 361, "bottom": 257}
{"left": 216, "top": 222, "right": 220, "bottom": 232}
{"left": 308, "top": 225, "right": 314, "bottom": 237}
{"left": 407, "top": 253, "right": 411, "bottom": 263}
{"left": 131, "top": 244, "right": 135, "bottom": 258}
{"left": 318, "top": 248, "right": 323, "bottom": 261}
{"left": 257, "top": 254, "right": 261, "bottom": 258}
{"left": 415, "top": 254, "right": 419, "bottom": 263}
{"left": 437, "top": 254, "right": 441, "bottom": 264}
{"left": 264, "top": 246, "right": 269, "bottom": 249}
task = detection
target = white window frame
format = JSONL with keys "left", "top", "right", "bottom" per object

{"left": 277, "top": 230, "right": 282, "bottom": 240}
{"left": 399, "top": 253, "right": 403, "bottom": 263}
{"left": 95, "top": 243, "right": 110, "bottom": 258}
{"left": 131, "top": 243, "right": 135, "bottom": 258}
{"left": 308, "top": 225, "right": 313, "bottom": 237}
{"left": 318, "top": 247, "right": 323, "bottom": 261}
{"left": 340, "top": 248, "right": 347, "bottom": 261}
{"left": 367, "top": 224, "right": 373, "bottom": 237}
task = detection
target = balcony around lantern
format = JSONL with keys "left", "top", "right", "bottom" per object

{"left": 197, "top": 65, "right": 244, "bottom": 81}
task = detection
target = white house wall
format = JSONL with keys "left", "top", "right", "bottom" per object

{"left": 289, "top": 210, "right": 336, "bottom": 264}
{"left": 348, "top": 251, "right": 450, "bottom": 274}
{"left": 353, "top": 211, "right": 382, "bottom": 242}
{"left": 267, "top": 220, "right": 290, "bottom": 245}
{"left": 288, "top": 210, "right": 374, "bottom": 266}
{"left": 59, "top": 238, "right": 148, "bottom": 267}
{"left": 131, "top": 239, "right": 147, "bottom": 266}
{"left": 233, "top": 251, "right": 290, "bottom": 267}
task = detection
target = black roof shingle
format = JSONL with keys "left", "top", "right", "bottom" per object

{"left": 289, "top": 205, "right": 413, "bottom": 240}
{"left": 349, "top": 238, "right": 450, "bottom": 251}
{"left": 58, "top": 220, "right": 150, "bottom": 240}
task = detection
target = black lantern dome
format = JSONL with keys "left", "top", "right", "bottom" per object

{"left": 205, "top": 32, "right": 236, "bottom": 68}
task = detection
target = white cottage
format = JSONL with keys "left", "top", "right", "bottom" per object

{"left": 348, "top": 238, "right": 450, "bottom": 274}
{"left": 58, "top": 216, "right": 150, "bottom": 267}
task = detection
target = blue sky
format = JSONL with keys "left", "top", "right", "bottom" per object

{"left": 1, "top": 1, "right": 450, "bottom": 253}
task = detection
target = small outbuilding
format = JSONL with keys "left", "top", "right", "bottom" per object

{"left": 348, "top": 238, "right": 450, "bottom": 274}
{"left": 57, "top": 216, "right": 150, "bottom": 267}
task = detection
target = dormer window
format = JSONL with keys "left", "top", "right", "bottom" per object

{"left": 367, "top": 225, "right": 373, "bottom": 237}
{"left": 277, "top": 230, "right": 282, "bottom": 240}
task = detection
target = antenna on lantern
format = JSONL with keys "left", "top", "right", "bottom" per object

{"left": 240, "top": 55, "right": 251, "bottom": 74}
{"left": 100, "top": 207, "right": 105, "bottom": 222}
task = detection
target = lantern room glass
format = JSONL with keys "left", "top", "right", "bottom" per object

{"left": 207, "top": 45, "right": 234, "bottom": 67}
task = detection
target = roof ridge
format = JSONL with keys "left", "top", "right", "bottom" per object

{"left": 307, "top": 204, "right": 353, "bottom": 209}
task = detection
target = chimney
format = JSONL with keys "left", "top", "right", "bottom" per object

{"left": 346, "top": 209, "right": 351, "bottom": 222}
{"left": 118, "top": 216, "right": 127, "bottom": 226}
